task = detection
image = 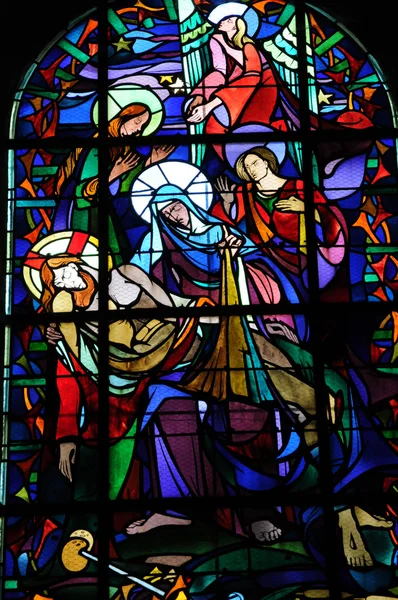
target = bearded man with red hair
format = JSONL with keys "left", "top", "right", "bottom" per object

{"left": 40, "top": 255, "right": 199, "bottom": 501}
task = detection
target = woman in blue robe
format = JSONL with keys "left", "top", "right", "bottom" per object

{"left": 130, "top": 186, "right": 323, "bottom": 508}
{"left": 130, "top": 183, "right": 398, "bottom": 586}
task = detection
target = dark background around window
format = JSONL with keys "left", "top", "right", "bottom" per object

{"left": 0, "top": 1, "right": 396, "bottom": 595}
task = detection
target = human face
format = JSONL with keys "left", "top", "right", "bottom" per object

{"left": 120, "top": 110, "right": 150, "bottom": 136}
{"left": 161, "top": 201, "right": 190, "bottom": 229}
{"left": 53, "top": 263, "right": 86, "bottom": 290}
{"left": 244, "top": 154, "right": 269, "bottom": 182}
{"left": 218, "top": 17, "right": 237, "bottom": 34}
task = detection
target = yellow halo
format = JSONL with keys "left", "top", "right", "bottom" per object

{"left": 22, "top": 231, "right": 112, "bottom": 302}
{"left": 70, "top": 529, "right": 94, "bottom": 552}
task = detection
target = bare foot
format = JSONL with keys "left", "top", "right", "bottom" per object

{"left": 354, "top": 507, "right": 393, "bottom": 529}
{"left": 126, "top": 513, "right": 191, "bottom": 535}
{"left": 251, "top": 520, "right": 282, "bottom": 542}
{"left": 338, "top": 508, "right": 373, "bottom": 568}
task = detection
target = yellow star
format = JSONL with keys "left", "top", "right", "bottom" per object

{"left": 169, "top": 77, "right": 185, "bottom": 94}
{"left": 160, "top": 75, "right": 174, "bottom": 83}
{"left": 318, "top": 89, "right": 334, "bottom": 105}
{"left": 112, "top": 37, "right": 132, "bottom": 52}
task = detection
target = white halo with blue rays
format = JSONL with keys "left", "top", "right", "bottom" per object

{"left": 131, "top": 161, "right": 213, "bottom": 223}
{"left": 207, "top": 2, "right": 260, "bottom": 37}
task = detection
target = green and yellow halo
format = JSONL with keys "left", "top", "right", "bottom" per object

{"left": 92, "top": 84, "right": 164, "bottom": 136}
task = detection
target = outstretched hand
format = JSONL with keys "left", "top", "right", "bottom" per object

{"left": 215, "top": 175, "right": 237, "bottom": 212}
{"left": 109, "top": 151, "right": 141, "bottom": 183}
{"left": 145, "top": 144, "right": 176, "bottom": 166}
{"left": 215, "top": 174, "right": 237, "bottom": 195}
{"left": 187, "top": 97, "right": 222, "bottom": 124}
{"left": 218, "top": 224, "right": 242, "bottom": 257}
{"left": 265, "top": 322, "right": 299, "bottom": 344}
{"left": 187, "top": 102, "right": 213, "bottom": 123}
{"left": 187, "top": 104, "right": 211, "bottom": 124}
{"left": 46, "top": 323, "right": 63, "bottom": 346}
{"left": 186, "top": 95, "right": 204, "bottom": 118}
{"left": 275, "top": 196, "right": 305, "bottom": 213}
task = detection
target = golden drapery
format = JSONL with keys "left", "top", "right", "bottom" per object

{"left": 185, "top": 248, "right": 250, "bottom": 401}
{"left": 184, "top": 249, "right": 318, "bottom": 426}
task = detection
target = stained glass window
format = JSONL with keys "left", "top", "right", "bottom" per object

{"left": 2, "top": 0, "right": 398, "bottom": 599}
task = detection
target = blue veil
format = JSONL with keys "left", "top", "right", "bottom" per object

{"left": 130, "top": 184, "right": 256, "bottom": 275}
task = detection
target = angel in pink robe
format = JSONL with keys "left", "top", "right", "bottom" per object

{"left": 186, "top": 11, "right": 286, "bottom": 159}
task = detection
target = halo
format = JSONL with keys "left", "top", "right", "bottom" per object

{"left": 70, "top": 530, "right": 94, "bottom": 552}
{"left": 131, "top": 161, "right": 213, "bottom": 222}
{"left": 208, "top": 3, "right": 260, "bottom": 38}
{"left": 92, "top": 84, "right": 164, "bottom": 137}
{"left": 22, "top": 231, "right": 110, "bottom": 302}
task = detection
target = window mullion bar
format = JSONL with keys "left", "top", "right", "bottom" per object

{"left": 295, "top": 2, "right": 342, "bottom": 599}
{"left": 97, "top": 0, "right": 110, "bottom": 598}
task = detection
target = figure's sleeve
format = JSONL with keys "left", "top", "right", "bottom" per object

{"left": 280, "top": 181, "right": 346, "bottom": 248}
{"left": 52, "top": 292, "right": 80, "bottom": 358}
{"left": 75, "top": 148, "right": 99, "bottom": 208}
{"left": 119, "top": 157, "right": 146, "bottom": 194}
{"left": 210, "top": 37, "right": 227, "bottom": 74}
{"left": 213, "top": 44, "right": 261, "bottom": 127}
{"left": 51, "top": 291, "right": 82, "bottom": 440}
{"left": 313, "top": 189, "right": 346, "bottom": 248}
{"left": 109, "top": 179, "right": 120, "bottom": 196}
{"left": 190, "top": 39, "right": 226, "bottom": 101}
{"left": 293, "top": 182, "right": 347, "bottom": 271}
{"left": 55, "top": 358, "right": 81, "bottom": 441}
{"left": 211, "top": 185, "right": 252, "bottom": 227}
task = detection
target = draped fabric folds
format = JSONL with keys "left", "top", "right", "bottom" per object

{"left": 186, "top": 248, "right": 273, "bottom": 404}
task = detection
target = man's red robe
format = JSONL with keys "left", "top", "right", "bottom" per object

{"left": 212, "top": 179, "right": 347, "bottom": 278}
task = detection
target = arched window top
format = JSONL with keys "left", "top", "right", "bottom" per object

{"left": 3, "top": 2, "right": 398, "bottom": 600}
{"left": 10, "top": 0, "right": 396, "bottom": 140}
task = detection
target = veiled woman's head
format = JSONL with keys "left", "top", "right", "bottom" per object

{"left": 152, "top": 184, "right": 215, "bottom": 236}
{"left": 161, "top": 201, "right": 190, "bottom": 230}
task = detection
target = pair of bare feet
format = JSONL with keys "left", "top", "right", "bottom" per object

{"left": 126, "top": 507, "right": 393, "bottom": 571}
{"left": 250, "top": 507, "right": 394, "bottom": 566}
{"left": 125, "top": 513, "right": 282, "bottom": 543}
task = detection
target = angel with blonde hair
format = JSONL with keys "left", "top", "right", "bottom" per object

{"left": 186, "top": 4, "right": 285, "bottom": 160}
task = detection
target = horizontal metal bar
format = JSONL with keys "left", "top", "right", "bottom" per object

{"left": 7, "top": 127, "right": 398, "bottom": 150}
{"left": 1, "top": 490, "right": 396, "bottom": 516}
{"left": 1, "top": 300, "right": 397, "bottom": 326}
